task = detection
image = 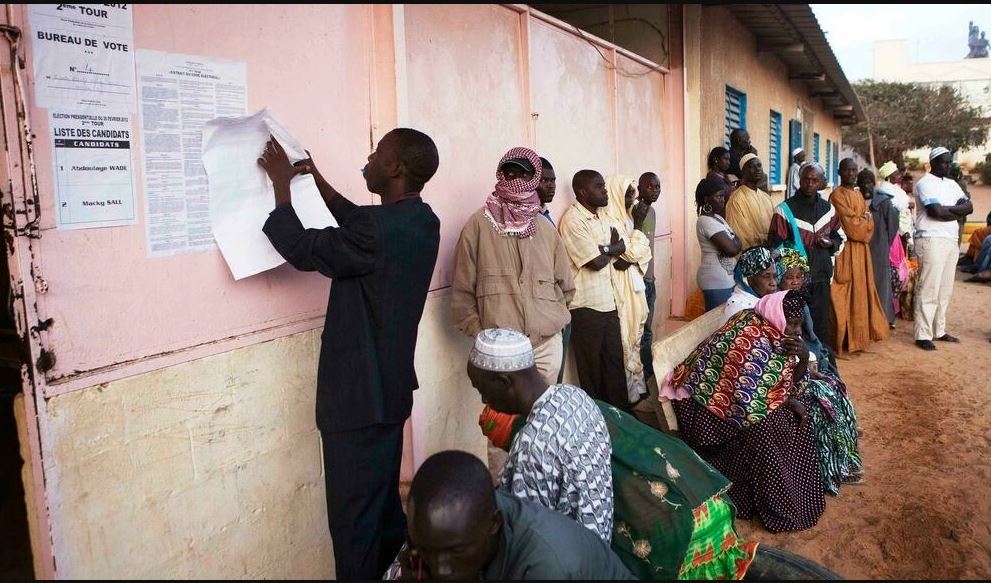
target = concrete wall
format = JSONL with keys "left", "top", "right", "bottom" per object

{"left": 37, "top": 292, "right": 488, "bottom": 579}
{"left": 42, "top": 330, "right": 333, "bottom": 579}
{"left": 538, "top": 4, "right": 671, "bottom": 69}
{"left": 677, "top": 5, "right": 845, "bottom": 302}
{"left": 6, "top": 4, "right": 679, "bottom": 578}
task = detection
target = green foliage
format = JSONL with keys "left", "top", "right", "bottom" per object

{"left": 842, "top": 80, "right": 990, "bottom": 165}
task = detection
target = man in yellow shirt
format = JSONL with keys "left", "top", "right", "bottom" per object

{"left": 559, "top": 170, "right": 630, "bottom": 411}
{"left": 725, "top": 153, "right": 774, "bottom": 252}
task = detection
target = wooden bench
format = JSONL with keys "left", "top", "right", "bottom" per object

{"left": 648, "top": 308, "right": 726, "bottom": 431}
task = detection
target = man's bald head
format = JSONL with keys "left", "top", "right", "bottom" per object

{"left": 410, "top": 450, "right": 495, "bottom": 520}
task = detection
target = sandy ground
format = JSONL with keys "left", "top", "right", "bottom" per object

{"left": 734, "top": 271, "right": 991, "bottom": 579}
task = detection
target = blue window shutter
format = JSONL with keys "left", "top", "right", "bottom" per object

{"left": 724, "top": 86, "right": 747, "bottom": 148}
{"left": 833, "top": 142, "right": 840, "bottom": 185}
{"left": 825, "top": 139, "right": 832, "bottom": 185}
{"left": 813, "top": 133, "right": 821, "bottom": 163}
{"left": 788, "top": 119, "right": 803, "bottom": 156}
{"left": 769, "top": 111, "right": 782, "bottom": 184}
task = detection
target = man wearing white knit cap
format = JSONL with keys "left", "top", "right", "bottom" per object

{"left": 786, "top": 147, "right": 806, "bottom": 199}
{"left": 467, "top": 328, "right": 615, "bottom": 543}
{"left": 912, "top": 147, "right": 974, "bottom": 351}
{"left": 467, "top": 328, "right": 761, "bottom": 579}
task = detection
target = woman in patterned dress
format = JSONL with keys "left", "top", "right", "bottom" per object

{"left": 661, "top": 289, "right": 825, "bottom": 533}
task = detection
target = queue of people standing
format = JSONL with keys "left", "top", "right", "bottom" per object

{"left": 696, "top": 129, "right": 971, "bottom": 355}
{"left": 453, "top": 148, "right": 663, "bottom": 414}
{"left": 254, "top": 124, "right": 973, "bottom": 580}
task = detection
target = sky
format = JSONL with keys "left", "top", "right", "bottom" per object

{"left": 811, "top": 4, "right": 991, "bottom": 82}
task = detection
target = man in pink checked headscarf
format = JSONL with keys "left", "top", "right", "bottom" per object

{"left": 452, "top": 146, "right": 576, "bottom": 385}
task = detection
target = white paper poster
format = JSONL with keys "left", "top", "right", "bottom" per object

{"left": 50, "top": 110, "right": 137, "bottom": 229}
{"left": 203, "top": 108, "right": 337, "bottom": 280}
{"left": 28, "top": 4, "right": 135, "bottom": 112}
{"left": 136, "top": 50, "right": 247, "bottom": 257}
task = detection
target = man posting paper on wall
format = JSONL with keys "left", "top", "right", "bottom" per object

{"left": 258, "top": 129, "right": 441, "bottom": 580}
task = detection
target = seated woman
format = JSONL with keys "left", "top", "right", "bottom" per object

{"left": 480, "top": 404, "right": 757, "bottom": 580}
{"left": 723, "top": 246, "right": 778, "bottom": 320}
{"left": 776, "top": 247, "right": 837, "bottom": 375}
{"left": 776, "top": 249, "right": 864, "bottom": 493}
{"left": 662, "top": 289, "right": 824, "bottom": 533}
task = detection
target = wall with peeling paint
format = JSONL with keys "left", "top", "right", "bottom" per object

{"left": 42, "top": 330, "right": 333, "bottom": 578}
{"left": 2, "top": 3, "right": 681, "bottom": 578}
{"left": 38, "top": 294, "right": 488, "bottom": 579}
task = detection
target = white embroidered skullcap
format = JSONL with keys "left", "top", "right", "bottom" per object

{"left": 469, "top": 328, "right": 534, "bottom": 373}
{"left": 739, "top": 152, "right": 760, "bottom": 170}
{"left": 878, "top": 161, "right": 898, "bottom": 179}
{"left": 791, "top": 147, "right": 804, "bottom": 157}
{"left": 929, "top": 146, "right": 950, "bottom": 161}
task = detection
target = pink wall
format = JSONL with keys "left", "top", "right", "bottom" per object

{"left": 17, "top": 3, "right": 684, "bottom": 391}
{"left": 24, "top": 5, "right": 378, "bottom": 388}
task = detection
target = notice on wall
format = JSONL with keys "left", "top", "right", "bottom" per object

{"left": 28, "top": 4, "right": 135, "bottom": 112}
{"left": 203, "top": 109, "right": 337, "bottom": 280}
{"left": 50, "top": 110, "right": 137, "bottom": 229}
{"left": 136, "top": 50, "right": 247, "bottom": 257}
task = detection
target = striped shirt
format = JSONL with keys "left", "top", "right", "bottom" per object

{"left": 767, "top": 193, "right": 843, "bottom": 282}
{"left": 559, "top": 203, "right": 617, "bottom": 312}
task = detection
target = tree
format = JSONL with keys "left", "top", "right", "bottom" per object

{"left": 842, "top": 80, "right": 989, "bottom": 167}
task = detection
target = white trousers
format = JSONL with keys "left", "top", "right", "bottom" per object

{"left": 913, "top": 237, "right": 959, "bottom": 341}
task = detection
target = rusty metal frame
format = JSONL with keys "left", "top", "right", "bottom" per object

{"left": 0, "top": 5, "right": 57, "bottom": 579}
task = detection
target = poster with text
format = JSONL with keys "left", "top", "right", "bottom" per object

{"left": 50, "top": 110, "right": 137, "bottom": 229}
{"left": 28, "top": 4, "right": 135, "bottom": 112}
{"left": 136, "top": 50, "right": 247, "bottom": 257}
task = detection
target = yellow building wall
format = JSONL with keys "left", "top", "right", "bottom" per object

{"left": 681, "top": 5, "right": 845, "bottom": 300}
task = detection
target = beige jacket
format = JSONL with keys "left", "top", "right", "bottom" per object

{"left": 452, "top": 208, "right": 576, "bottom": 347}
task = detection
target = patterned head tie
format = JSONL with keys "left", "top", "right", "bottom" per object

{"left": 484, "top": 147, "right": 543, "bottom": 238}
{"left": 469, "top": 328, "right": 535, "bottom": 373}
{"left": 736, "top": 246, "right": 774, "bottom": 280}
{"left": 777, "top": 247, "right": 809, "bottom": 273}
{"left": 783, "top": 289, "right": 807, "bottom": 320}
